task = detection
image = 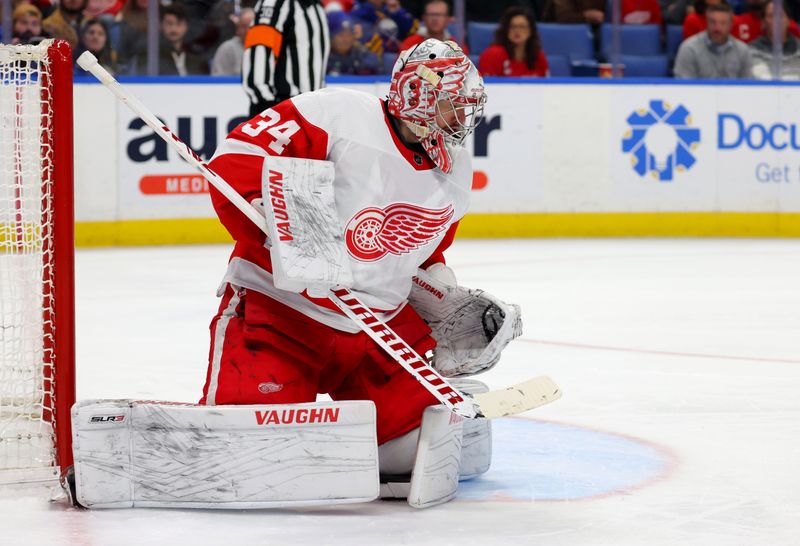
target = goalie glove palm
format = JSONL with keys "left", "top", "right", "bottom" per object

{"left": 408, "top": 268, "right": 523, "bottom": 378}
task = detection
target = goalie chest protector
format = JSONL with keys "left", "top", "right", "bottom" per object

{"left": 213, "top": 87, "right": 473, "bottom": 331}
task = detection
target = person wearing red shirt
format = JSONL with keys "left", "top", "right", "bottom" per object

{"left": 732, "top": 0, "right": 800, "bottom": 42}
{"left": 399, "top": 0, "right": 468, "bottom": 54}
{"left": 479, "top": 6, "right": 549, "bottom": 77}
{"left": 621, "top": 0, "right": 662, "bottom": 24}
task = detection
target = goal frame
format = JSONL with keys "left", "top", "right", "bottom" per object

{"left": 0, "top": 39, "right": 75, "bottom": 486}
{"left": 46, "top": 39, "right": 76, "bottom": 484}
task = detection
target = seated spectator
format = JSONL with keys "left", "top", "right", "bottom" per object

{"left": 479, "top": 7, "right": 549, "bottom": 76}
{"left": 542, "top": 0, "right": 605, "bottom": 24}
{"left": 674, "top": 3, "right": 753, "bottom": 77}
{"left": 750, "top": 0, "right": 800, "bottom": 78}
{"left": 732, "top": 0, "right": 765, "bottom": 40}
{"left": 174, "top": 0, "right": 237, "bottom": 68}
{"left": 399, "top": 0, "right": 468, "bottom": 53}
{"left": 83, "top": 0, "right": 124, "bottom": 21}
{"left": 116, "top": 0, "right": 149, "bottom": 74}
{"left": 326, "top": 11, "right": 381, "bottom": 74}
{"left": 351, "top": 0, "right": 419, "bottom": 56}
{"left": 324, "top": 0, "right": 355, "bottom": 10}
{"left": 733, "top": 0, "right": 800, "bottom": 41}
{"left": 4, "top": 0, "right": 57, "bottom": 20}
{"left": 131, "top": 4, "right": 209, "bottom": 75}
{"left": 210, "top": 7, "right": 255, "bottom": 76}
{"left": 683, "top": 0, "right": 723, "bottom": 39}
{"left": 27, "top": 0, "right": 56, "bottom": 19}
{"left": 11, "top": 4, "right": 50, "bottom": 45}
{"left": 42, "top": 0, "right": 86, "bottom": 49}
{"left": 160, "top": 4, "right": 209, "bottom": 75}
{"left": 73, "top": 18, "right": 116, "bottom": 76}
{"left": 622, "top": 0, "right": 663, "bottom": 23}
{"left": 661, "top": 0, "right": 694, "bottom": 25}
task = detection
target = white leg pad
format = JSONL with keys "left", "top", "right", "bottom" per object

{"left": 407, "top": 405, "right": 464, "bottom": 509}
{"left": 71, "top": 400, "right": 379, "bottom": 509}
{"left": 451, "top": 378, "right": 492, "bottom": 480}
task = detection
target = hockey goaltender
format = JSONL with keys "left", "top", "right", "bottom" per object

{"left": 71, "top": 39, "right": 559, "bottom": 510}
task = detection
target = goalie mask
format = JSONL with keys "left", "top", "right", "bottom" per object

{"left": 388, "top": 39, "right": 486, "bottom": 174}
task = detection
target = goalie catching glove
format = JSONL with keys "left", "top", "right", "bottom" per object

{"left": 408, "top": 264, "right": 523, "bottom": 378}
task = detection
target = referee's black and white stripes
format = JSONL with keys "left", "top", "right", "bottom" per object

{"left": 243, "top": 0, "right": 330, "bottom": 115}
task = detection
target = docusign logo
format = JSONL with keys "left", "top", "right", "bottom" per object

{"left": 717, "top": 114, "right": 800, "bottom": 150}
{"left": 622, "top": 100, "right": 701, "bottom": 182}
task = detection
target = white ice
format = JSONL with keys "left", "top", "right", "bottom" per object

{"left": 4, "top": 238, "right": 800, "bottom": 546}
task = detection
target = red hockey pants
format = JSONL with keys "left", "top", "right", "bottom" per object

{"left": 200, "top": 285, "right": 439, "bottom": 444}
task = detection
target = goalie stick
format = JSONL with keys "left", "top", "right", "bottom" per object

{"left": 76, "top": 52, "right": 561, "bottom": 420}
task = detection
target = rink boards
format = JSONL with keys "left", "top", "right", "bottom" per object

{"left": 72, "top": 77, "right": 800, "bottom": 245}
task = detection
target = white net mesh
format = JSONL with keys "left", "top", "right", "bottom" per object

{"left": 0, "top": 43, "right": 58, "bottom": 484}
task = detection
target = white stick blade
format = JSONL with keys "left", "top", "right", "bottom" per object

{"left": 472, "top": 376, "right": 561, "bottom": 419}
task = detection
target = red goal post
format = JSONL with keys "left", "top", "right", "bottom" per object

{"left": 0, "top": 40, "right": 75, "bottom": 486}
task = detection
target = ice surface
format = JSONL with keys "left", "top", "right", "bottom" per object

{"left": 3, "top": 239, "right": 799, "bottom": 546}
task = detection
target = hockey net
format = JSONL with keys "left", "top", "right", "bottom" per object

{"left": 0, "top": 41, "right": 74, "bottom": 486}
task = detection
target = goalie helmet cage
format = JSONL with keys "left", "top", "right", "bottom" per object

{"left": 0, "top": 40, "right": 75, "bottom": 486}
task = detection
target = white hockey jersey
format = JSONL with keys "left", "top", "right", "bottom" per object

{"left": 209, "top": 87, "right": 473, "bottom": 332}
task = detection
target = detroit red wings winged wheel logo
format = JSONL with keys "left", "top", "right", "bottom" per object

{"left": 345, "top": 203, "right": 454, "bottom": 261}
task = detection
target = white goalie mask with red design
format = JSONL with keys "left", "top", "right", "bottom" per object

{"left": 388, "top": 39, "right": 487, "bottom": 173}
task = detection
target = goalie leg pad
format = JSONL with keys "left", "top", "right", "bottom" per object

{"left": 72, "top": 400, "right": 379, "bottom": 509}
{"left": 451, "top": 378, "right": 492, "bottom": 480}
{"left": 379, "top": 405, "right": 464, "bottom": 509}
{"left": 378, "top": 380, "right": 491, "bottom": 503}
{"left": 408, "top": 405, "right": 464, "bottom": 508}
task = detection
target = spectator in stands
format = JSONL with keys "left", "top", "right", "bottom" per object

{"left": 479, "top": 6, "right": 549, "bottom": 76}
{"left": 543, "top": 0, "right": 605, "bottom": 24}
{"left": 399, "top": 0, "right": 468, "bottom": 53}
{"left": 674, "top": 3, "right": 753, "bottom": 77}
{"left": 43, "top": 0, "right": 86, "bottom": 49}
{"left": 733, "top": 0, "right": 800, "bottom": 41}
{"left": 324, "top": 0, "right": 355, "bottom": 10}
{"left": 622, "top": 0, "right": 663, "bottom": 23}
{"left": 750, "top": 0, "right": 800, "bottom": 78}
{"left": 25, "top": 0, "right": 56, "bottom": 18}
{"left": 123, "top": 0, "right": 208, "bottom": 76}
{"left": 683, "top": 0, "right": 726, "bottom": 39}
{"left": 351, "top": 0, "right": 418, "bottom": 57}
{"left": 326, "top": 11, "right": 382, "bottom": 74}
{"left": 11, "top": 3, "right": 49, "bottom": 45}
{"left": 210, "top": 7, "right": 254, "bottom": 75}
{"left": 174, "top": 0, "right": 237, "bottom": 68}
{"left": 732, "top": 0, "right": 765, "bottom": 40}
{"left": 73, "top": 18, "right": 116, "bottom": 76}
{"left": 116, "top": 0, "right": 149, "bottom": 74}
{"left": 661, "top": 0, "right": 694, "bottom": 25}
{"left": 83, "top": 0, "right": 123, "bottom": 22}
{"left": 130, "top": 4, "right": 208, "bottom": 75}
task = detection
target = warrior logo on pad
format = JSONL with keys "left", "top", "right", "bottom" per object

{"left": 345, "top": 203, "right": 454, "bottom": 261}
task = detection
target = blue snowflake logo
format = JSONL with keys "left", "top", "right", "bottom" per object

{"left": 622, "top": 100, "right": 701, "bottom": 182}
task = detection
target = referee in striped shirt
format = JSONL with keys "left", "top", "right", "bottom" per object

{"left": 243, "top": 0, "right": 330, "bottom": 117}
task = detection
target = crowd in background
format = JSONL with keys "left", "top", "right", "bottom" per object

{"left": 2, "top": 0, "right": 799, "bottom": 78}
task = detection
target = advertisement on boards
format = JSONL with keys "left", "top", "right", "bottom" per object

{"left": 611, "top": 84, "right": 800, "bottom": 213}
{"left": 113, "top": 82, "right": 541, "bottom": 221}
{"left": 611, "top": 86, "right": 716, "bottom": 212}
{"left": 100, "top": 80, "right": 800, "bottom": 225}
{"left": 118, "top": 83, "right": 251, "bottom": 220}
